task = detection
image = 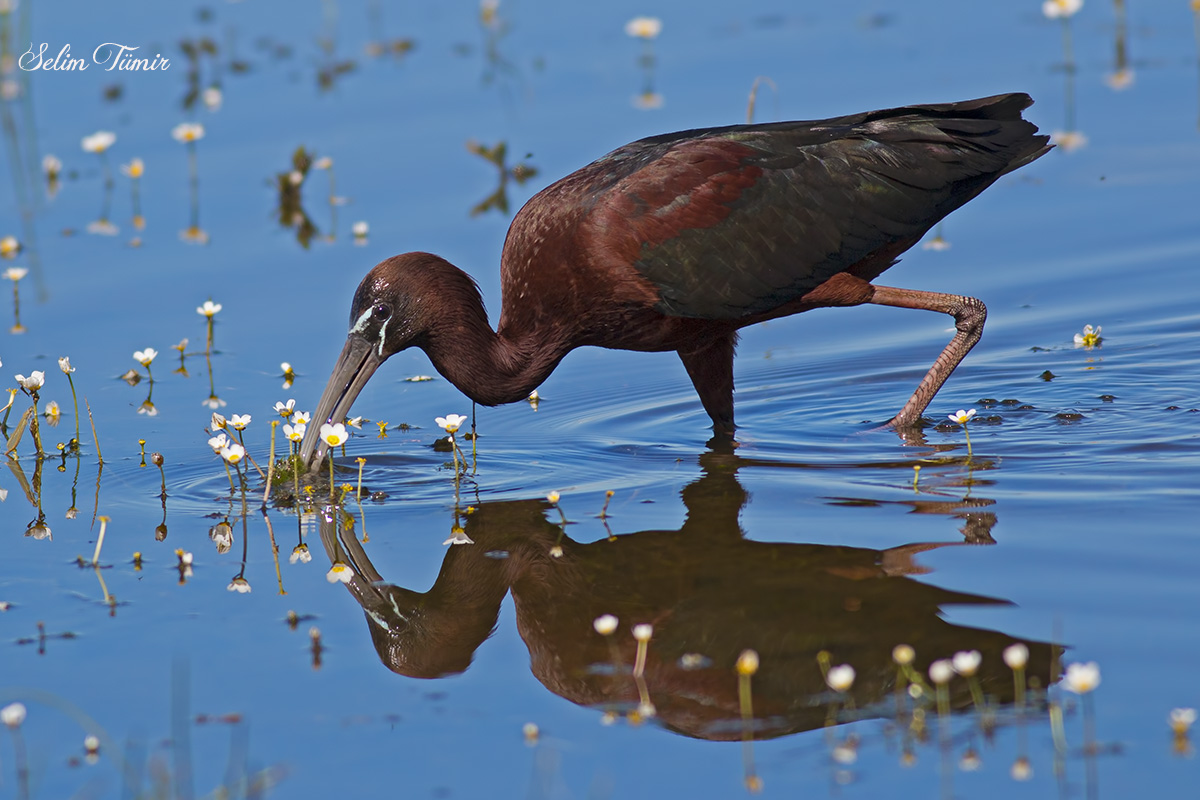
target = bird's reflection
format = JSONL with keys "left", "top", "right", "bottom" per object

{"left": 316, "top": 453, "right": 1049, "bottom": 740}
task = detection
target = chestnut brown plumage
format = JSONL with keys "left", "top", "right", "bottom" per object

{"left": 300, "top": 93, "right": 1049, "bottom": 467}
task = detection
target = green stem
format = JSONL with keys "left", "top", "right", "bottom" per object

{"left": 66, "top": 372, "right": 80, "bottom": 449}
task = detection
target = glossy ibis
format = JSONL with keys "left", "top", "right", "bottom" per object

{"left": 300, "top": 93, "right": 1049, "bottom": 467}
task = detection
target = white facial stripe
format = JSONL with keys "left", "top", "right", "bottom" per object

{"left": 350, "top": 308, "right": 373, "bottom": 334}
{"left": 377, "top": 318, "right": 388, "bottom": 357}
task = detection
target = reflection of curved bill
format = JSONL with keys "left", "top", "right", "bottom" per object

{"left": 316, "top": 456, "right": 1051, "bottom": 741}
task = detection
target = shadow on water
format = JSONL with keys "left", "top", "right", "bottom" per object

{"left": 315, "top": 451, "right": 1051, "bottom": 742}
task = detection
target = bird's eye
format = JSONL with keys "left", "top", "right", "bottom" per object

{"left": 372, "top": 303, "right": 391, "bottom": 322}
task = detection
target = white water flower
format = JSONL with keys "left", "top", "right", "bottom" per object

{"left": 15, "top": 371, "right": 44, "bottom": 390}
{"left": 1043, "top": 0, "right": 1083, "bottom": 19}
{"left": 228, "top": 414, "right": 251, "bottom": 430}
{"left": 948, "top": 408, "right": 976, "bottom": 425}
{"left": 625, "top": 16, "right": 663, "bottom": 39}
{"left": 171, "top": 122, "right": 205, "bottom": 143}
{"left": 593, "top": 614, "right": 618, "bottom": 635}
{"left": 929, "top": 659, "right": 954, "bottom": 685}
{"left": 320, "top": 422, "right": 348, "bottom": 446}
{"left": 220, "top": 443, "right": 246, "bottom": 464}
{"left": 1003, "top": 643, "right": 1029, "bottom": 670}
{"left": 826, "top": 664, "right": 856, "bottom": 692}
{"left": 435, "top": 414, "right": 467, "bottom": 434}
{"left": 81, "top": 130, "right": 116, "bottom": 153}
{"left": 1, "top": 702, "right": 26, "bottom": 728}
{"left": 1063, "top": 661, "right": 1101, "bottom": 694}
{"left": 952, "top": 650, "right": 982, "bottom": 677}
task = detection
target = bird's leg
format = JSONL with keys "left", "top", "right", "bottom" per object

{"left": 678, "top": 333, "right": 738, "bottom": 437}
{"left": 868, "top": 285, "right": 987, "bottom": 427}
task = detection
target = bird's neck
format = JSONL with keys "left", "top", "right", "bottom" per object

{"left": 418, "top": 266, "right": 568, "bottom": 406}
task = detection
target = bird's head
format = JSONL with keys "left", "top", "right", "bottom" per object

{"left": 298, "top": 252, "right": 448, "bottom": 469}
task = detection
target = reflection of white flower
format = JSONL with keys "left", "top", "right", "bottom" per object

{"left": 326, "top": 562, "right": 354, "bottom": 583}
{"left": 227, "top": 576, "right": 251, "bottom": 593}
{"left": 832, "top": 738, "right": 858, "bottom": 765}
{"left": 893, "top": 644, "right": 915, "bottom": 665}
{"left": 42, "top": 155, "right": 62, "bottom": 176}
{"left": 625, "top": 16, "right": 663, "bottom": 38}
{"left": 826, "top": 664, "right": 856, "bottom": 692}
{"left": 442, "top": 527, "right": 475, "bottom": 546}
{"left": 81, "top": 130, "right": 117, "bottom": 153}
{"left": 0, "top": 235, "right": 19, "bottom": 257}
{"left": 86, "top": 219, "right": 119, "bottom": 236}
{"left": 1063, "top": 661, "right": 1101, "bottom": 694}
{"left": 593, "top": 614, "right": 618, "bottom": 635}
{"left": 1011, "top": 756, "right": 1033, "bottom": 781}
{"left": 1104, "top": 68, "right": 1134, "bottom": 91}
{"left": 313, "top": 156, "right": 333, "bottom": 170}
{"left": 290, "top": 544, "right": 312, "bottom": 564}
{"left": 171, "top": 122, "right": 205, "bottom": 143}
{"left": 352, "top": 221, "right": 369, "bottom": 237}
{"left": 1051, "top": 130, "right": 1088, "bottom": 152}
{"left": 202, "top": 86, "right": 223, "bottom": 111}
{"left": 1042, "top": 0, "right": 1082, "bottom": 19}
{"left": 633, "top": 92, "right": 664, "bottom": 110}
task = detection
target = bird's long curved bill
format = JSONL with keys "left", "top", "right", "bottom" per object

{"left": 298, "top": 335, "right": 383, "bottom": 470}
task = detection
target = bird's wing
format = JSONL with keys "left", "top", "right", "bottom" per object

{"left": 583, "top": 95, "right": 1047, "bottom": 319}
